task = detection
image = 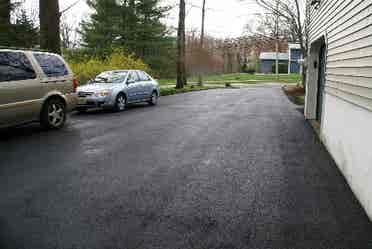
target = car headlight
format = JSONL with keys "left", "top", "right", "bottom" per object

{"left": 95, "top": 90, "right": 111, "bottom": 97}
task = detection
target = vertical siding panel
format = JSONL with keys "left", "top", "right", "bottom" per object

{"left": 308, "top": 0, "right": 372, "bottom": 108}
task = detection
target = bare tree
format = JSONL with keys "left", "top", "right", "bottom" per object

{"left": 253, "top": 14, "right": 296, "bottom": 42}
{"left": 176, "top": 0, "right": 187, "bottom": 89}
{"left": 60, "top": 16, "right": 77, "bottom": 49}
{"left": 39, "top": 0, "right": 61, "bottom": 54}
{"left": 186, "top": 32, "right": 224, "bottom": 76}
{"left": 254, "top": 0, "right": 307, "bottom": 85}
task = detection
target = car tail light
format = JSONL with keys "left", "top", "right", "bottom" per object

{"left": 73, "top": 78, "right": 78, "bottom": 92}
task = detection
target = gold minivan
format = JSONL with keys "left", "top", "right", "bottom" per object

{"left": 0, "top": 49, "right": 78, "bottom": 129}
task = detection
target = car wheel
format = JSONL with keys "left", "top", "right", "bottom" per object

{"left": 148, "top": 91, "right": 158, "bottom": 106}
{"left": 114, "top": 93, "right": 126, "bottom": 112}
{"left": 40, "top": 98, "right": 66, "bottom": 129}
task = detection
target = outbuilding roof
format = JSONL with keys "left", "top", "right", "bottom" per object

{"left": 260, "top": 52, "right": 289, "bottom": 61}
{"left": 288, "top": 43, "right": 301, "bottom": 49}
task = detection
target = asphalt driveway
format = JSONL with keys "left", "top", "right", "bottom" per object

{"left": 0, "top": 86, "right": 371, "bottom": 249}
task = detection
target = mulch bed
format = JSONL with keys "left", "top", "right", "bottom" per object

{"left": 282, "top": 85, "right": 305, "bottom": 106}
{"left": 283, "top": 85, "right": 305, "bottom": 96}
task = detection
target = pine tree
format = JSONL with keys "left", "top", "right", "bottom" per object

{"left": 12, "top": 10, "right": 39, "bottom": 48}
{"left": 0, "top": 2, "right": 39, "bottom": 48}
{"left": 80, "top": 0, "right": 120, "bottom": 55}
{"left": 131, "top": 0, "right": 169, "bottom": 57}
{"left": 81, "top": 0, "right": 170, "bottom": 58}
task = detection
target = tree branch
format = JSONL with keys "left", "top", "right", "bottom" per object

{"left": 60, "top": 0, "right": 81, "bottom": 16}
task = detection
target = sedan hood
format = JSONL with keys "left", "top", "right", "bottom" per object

{"left": 77, "top": 83, "right": 119, "bottom": 93}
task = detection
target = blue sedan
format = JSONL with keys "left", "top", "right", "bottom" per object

{"left": 76, "top": 70, "right": 160, "bottom": 112}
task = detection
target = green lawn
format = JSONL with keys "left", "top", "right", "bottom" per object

{"left": 160, "top": 85, "right": 224, "bottom": 96}
{"left": 159, "top": 73, "right": 301, "bottom": 85}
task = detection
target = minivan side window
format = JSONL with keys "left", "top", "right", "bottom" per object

{"left": 0, "top": 51, "right": 36, "bottom": 82}
{"left": 33, "top": 53, "right": 69, "bottom": 78}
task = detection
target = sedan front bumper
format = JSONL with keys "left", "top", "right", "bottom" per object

{"left": 76, "top": 96, "right": 114, "bottom": 109}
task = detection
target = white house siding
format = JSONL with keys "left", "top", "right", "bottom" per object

{"left": 306, "top": 0, "right": 372, "bottom": 219}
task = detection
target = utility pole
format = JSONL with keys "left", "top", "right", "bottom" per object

{"left": 198, "top": 0, "right": 206, "bottom": 87}
{"left": 176, "top": 0, "right": 187, "bottom": 89}
{"left": 0, "top": 0, "right": 11, "bottom": 46}
{"left": 0, "top": 0, "right": 10, "bottom": 25}
{"left": 39, "top": 0, "right": 61, "bottom": 54}
{"left": 275, "top": 0, "right": 279, "bottom": 80}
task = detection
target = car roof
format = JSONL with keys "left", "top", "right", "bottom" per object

{"left": 0, "top": 48, "right": 53, "bottom": 55}
{"left": 103, "top": 70, "right": 147, "bottom": 74}
{"left": 0, "top": 49, "right": 67, "bottom": 63}
{"left": 101, "top": 70, "right": 130, "bottom": 74}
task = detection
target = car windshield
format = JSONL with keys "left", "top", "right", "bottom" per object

{"left": 93, "top": 71, "right": 128, "bottom": 84}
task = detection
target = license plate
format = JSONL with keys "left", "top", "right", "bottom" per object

{"left": 78, "top": 98, "right": 87, "bottom": 105}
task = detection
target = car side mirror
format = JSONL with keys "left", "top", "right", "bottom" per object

{"left": 127, "top": 79, "right": 135, "bottom": 84}
{"left": 87, "top": 79, "right": 93, "bottom": 84}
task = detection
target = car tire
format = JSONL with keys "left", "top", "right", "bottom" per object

{"left": 40, "top": 98, "right": 66, "bottom": 129}
{"left": 113, "top": 93, "right": 126, "bottom": 112}
{"left": 148, "top": 91, "right": 158, "bottom": 106}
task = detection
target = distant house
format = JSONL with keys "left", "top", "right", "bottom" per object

{"left": 259, "top": 52, "right": 289, "bottom": 73}
{"left": 288, "top": 43, "right": 302, "bottom": 74}
{"left": 305, "top": 0, "right": 372, "bottom": 220}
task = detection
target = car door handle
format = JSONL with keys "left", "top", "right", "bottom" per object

{"left": 42, "top": 79, "right": 67, "bottom": 84}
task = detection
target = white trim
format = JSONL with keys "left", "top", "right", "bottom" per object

{"left": 305, "top": 34, "right": 327, "bottom": 120}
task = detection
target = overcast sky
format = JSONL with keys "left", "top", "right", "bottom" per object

{"left": 24, "top": 0, "right": 304, "bottom": 39}
{"left": 163, "top": 0, "right": 263, "bottom": 38}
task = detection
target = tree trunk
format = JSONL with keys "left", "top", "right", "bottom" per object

{"left": 275, "top": 0, "right": 279, "bottom": 80}
{"left": 0, "top": 0, "right": 10, "bottom": 25}
{"left": 39, "top": 0, "right": 61, "bottom": 54}
{"left": 198, "top": 0, "right": 206, "bottom": 86}
{"left": 176, "top": 0, "right": 186, "bottom": 89}
{"left": 295, "top": 0, "right": 307, "bottom": 87}
{"left": 0, "top": 0, "right": 11, "bottom": 46}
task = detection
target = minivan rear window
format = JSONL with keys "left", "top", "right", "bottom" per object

{"left": 34, "top": 53, "right": 69, "bottom": 78}
{"left": 0, "top": 51, "right": 36, "bottom": 82}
